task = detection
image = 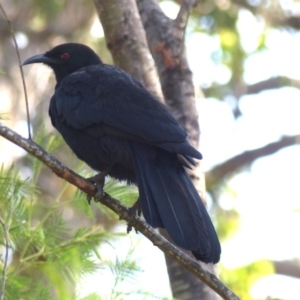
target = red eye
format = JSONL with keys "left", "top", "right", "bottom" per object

{"left": 61, "top": 53, "right": 70, "bottom": 60}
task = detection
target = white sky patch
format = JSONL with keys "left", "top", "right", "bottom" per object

{"left": 159, "top": 0, "right": 180, "bottom": 20}
{"left": 14, "top": 32, "right": 29, "bottom": 49}
{"left": 14, "top": 120, "right": 31, "bottom": 138}
{"left": 244, "top": 29, "right": 300, "bottom": 83}
{"left": 219, "top": 144, "right": 300, "bottom": 267}
{"left": 236, "top": 9, "right": 265, "bottom": 53}
{"left": 198, "top": 98, "right": 236, "bottom": 167}
{"left": 186, "top": 32, "right": 225, "bottom": 86}
{"left": 214, "top": 64, "right": 232, "bottom": 85}
{"left": 251, "top": 275, "right": 300, "bottom": 300}
{"left": 90, "top": 18, "right": 104, "bottom": 38}
{"left": 243, "top": 51, "right": 276, "bottom": 84}
{"left": 238, "top": 87, "right": 300, "bottom": 139}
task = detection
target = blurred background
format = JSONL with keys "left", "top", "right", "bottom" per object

{"left": 0, "top": 0, "right": 300, "bottom": 299}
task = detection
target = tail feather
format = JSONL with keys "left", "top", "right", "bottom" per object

{"left": 130, "top": 143, "right": 221, "bottom": 263}
{"left": 132, "top": 152, "right": 163, "bottom": 228}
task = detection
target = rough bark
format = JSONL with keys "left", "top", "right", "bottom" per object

{"left": 136, "top": 0, "right": 199, "bottom": 147}
{"left": 93, "top": 0, "right": 162, "bottom": 99}
{"left": 136, "top": 1, "right": 218, "bottom": 299}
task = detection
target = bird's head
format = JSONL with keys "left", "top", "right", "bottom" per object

{"left": 23, "top": 43, "right": 102, "bottom": 82}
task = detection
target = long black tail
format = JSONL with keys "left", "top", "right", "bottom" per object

{"left": 130, "top": 143, "right": 221, "bottom": 264}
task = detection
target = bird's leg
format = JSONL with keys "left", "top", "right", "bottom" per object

{"left": 126, "top": 198, "right": 142, "bottom": 233}
{"left": 86, "top": 170, "right": 110, "bottom": 204}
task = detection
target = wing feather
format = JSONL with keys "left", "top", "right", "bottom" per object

{"left": 54, "top": 64, "right": 201, "bottom": 159}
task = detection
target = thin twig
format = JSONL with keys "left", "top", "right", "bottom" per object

{"left": 175, "top": 0, "right": 196, "bottom": 30}
{"left": 0, "top": 122, "right": 240, "bottom": 300}
{"left": 0, "top": 217, "right": 10, "bottom": 300}
{"left": 175, "top": 0, "right": 197, "bottom": 64}
{"left": 0, "top": 2, "right": 31, "bottom": 139}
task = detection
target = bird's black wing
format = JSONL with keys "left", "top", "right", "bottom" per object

{"left": 53, "top": 64, "right": 221, "bottom": 263}
{"left": 54, "top": 64, "right": 201, "bottom": 160}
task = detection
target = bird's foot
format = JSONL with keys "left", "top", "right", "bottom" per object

{"left": 126, "top": 199, "right": 141, "bottom": 234}
{"left": 86, "top": 170, "right": 110, "bottom": 204}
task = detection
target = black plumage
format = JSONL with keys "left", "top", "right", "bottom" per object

{"left": 23, "top": 43, "right": 221, "bottom": 263}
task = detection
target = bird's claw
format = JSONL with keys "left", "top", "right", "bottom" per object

{"left": 126, "top": 199, "right": 141, "bottom": 234}
{"left": 86, "top": 188, "right": 104, "bottom": 204}
{"left": 93, "top": 188, "right": 105, "bottom": 203}
{"left": 86, "top": 170, "right": 109, "bottom": 204}
{"left": 87, "top": 195, "right": 92, "bottom": 205}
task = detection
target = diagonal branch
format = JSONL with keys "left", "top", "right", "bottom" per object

{"left": 0, "top": 122, "right": 240, "bottom": 300}
{"left": 203, "top": 76, "right": 300, "bottom": 100}
{"left": 175, "top": 0, "right": 197, "bottom": 30}
{"left": 206, "top": 135, "right": 300, "bottom": 189}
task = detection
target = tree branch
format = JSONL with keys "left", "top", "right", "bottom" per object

{"left": 203, "top": 76, "right": 300, "bottom": 101}
{"left": 245, "top": 77, "right": 296, "bottom": 95}
{"left": 273, "top": 260, "right": 300, "bottom": 279}
{"left": 206, "top": 135, "right": 300, "bottom": 189}
{"left": 0, "top": 122, "right": 240, "bottom": 300}
{"left": 175, "top": 0, "right": 197, "bottom": 30}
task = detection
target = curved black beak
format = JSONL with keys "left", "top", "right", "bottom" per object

{"left": 23, "top": 53, "right": 61, "bottom": 66}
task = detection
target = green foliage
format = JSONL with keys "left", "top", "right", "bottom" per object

{"left": 71, "top": 171, "right": 138, "bottom": 222}
{"left": 106, "top": 246, "right": 143, "bottom": 300}
{"left": 215, "top": 208, "right": 240, "bottom": 241}
{"left": 0, "top": 135, "right": 152, "bottom": 299}
{"left": 0, "top": 164, "right": 95, "bottom": 299}
{"left": 29, "top": 125, "right": 65, "bottom": 183}
{"left": 191, "top": 5, "right": 269, "bottom": 102}
{"left": 0, "top": 113, "right": 9, "bottom": 120}
{"left": 220, "top": 260, "right": 274, "bottom": 299}
{"left": 104, "top": 179, "right": 138, "bottom": 208}
{"left": 80, "top": 294, "right": 102, "bottom": 300}
{"left": 32, "top": 0, "right": 66, "bottom": 19}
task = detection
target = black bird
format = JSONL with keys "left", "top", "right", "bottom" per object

{"left": 23, "top": 43, "right": 221, "bottom": 263}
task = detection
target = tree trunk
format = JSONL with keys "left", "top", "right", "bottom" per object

{"left": 136, "top": 2, "right": 218, "bottom": 299}
{"left": 93, "top": 1, "right": 218, "bottom": 299}
{"left": 93, "top": 0, "right": 162, "bottom": 99}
